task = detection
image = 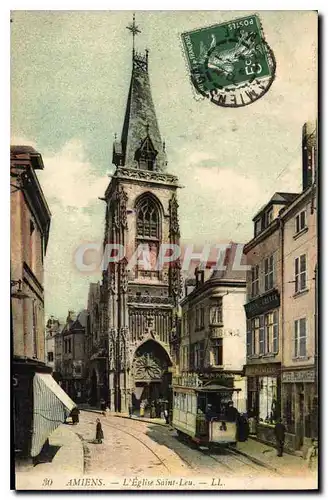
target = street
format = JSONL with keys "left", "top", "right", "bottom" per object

{"left": 73, "top": 411, "right": 278, "bottom": 479}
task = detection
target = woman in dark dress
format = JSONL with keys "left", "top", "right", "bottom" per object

{"left": 96, "top": 418, "right": 104, "bottom": 444}
{"left": 71, "top": 407, "right": 80, "bottom": 425}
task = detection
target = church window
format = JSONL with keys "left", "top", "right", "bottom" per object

{"left": 137, "top": 197, "right": 160, "bottom": 239}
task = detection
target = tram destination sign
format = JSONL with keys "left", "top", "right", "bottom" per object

{"left": 244, "top": 289, "right": 280, "bottom": 319}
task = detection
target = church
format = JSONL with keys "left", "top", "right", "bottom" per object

{"left": 86, "top": 17, "right": 182, "bottom": 413}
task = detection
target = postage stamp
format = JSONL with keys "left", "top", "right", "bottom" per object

{"left": 181, "top": 14, "right": 276, "bottom": 107}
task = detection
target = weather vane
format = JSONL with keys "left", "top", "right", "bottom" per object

{"left": 126, "top": 13, "right": 141, "bottom": 55}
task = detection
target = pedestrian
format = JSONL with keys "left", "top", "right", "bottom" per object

{"left": 225, "top": 401, "right": 239, "bottom": 422}
{"left": 306, "top": 438, "right": 318, "bottom": 471}
{"left": 164, "top": 408, "right": 169, "bottom": 424}
{"left": 140, "top": 401, "right": 145, "bottom": 417}
{"left": 71, "top": 406, "right": 80, "bottom": 425}
{"left": 274, "top": 418, "right": 286, "bottom": 457}
{"left": 150, "top": 401, "right": 156, "bottom": 419}
{"left": 95, "top": 418, "right": 104, "bottom": 444}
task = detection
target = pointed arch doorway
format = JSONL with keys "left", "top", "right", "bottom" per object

{"left": 132, "top": 340, "right": 172, "bottom": 415}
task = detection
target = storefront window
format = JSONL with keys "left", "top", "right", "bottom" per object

{"left": 259, "top": 376, "right": 278, "bottom": 424}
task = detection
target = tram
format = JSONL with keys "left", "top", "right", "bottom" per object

{"left": 172, "top": 374, "right": 241, "bottom": 448}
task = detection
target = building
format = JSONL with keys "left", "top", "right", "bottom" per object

{"left": 279, "top": 121, "right": 318, "bottom": 452}
{"left": 243, "top": 192, "right": 298, "bottom": 445}
{"left": 88, "top": 22, "right": 181, "bottom": 413}
{"left": 45, "top": 316, "right": 60, "bottom": 370}
{"left": 243, "top": 121, "right": 318, "bottom": 451}
{"left": 11, "top": 146, "right": 51, "bottom": 363}
{"left": 11, "top": 145, "right": 52, "bottom": 455}
{"left": 179, "top": 256, "right": 247, "bottom": 412}
{"left": 59, "top": 310, "right": 89, "bottom": 402}
{"left": 86, "top": 282, "right": 108, "bottom": 406}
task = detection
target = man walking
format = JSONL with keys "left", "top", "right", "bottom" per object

{"left": 274, "top": 418, "right": 286, "bottom": 457}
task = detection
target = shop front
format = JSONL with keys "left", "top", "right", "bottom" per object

{"left": 245, "top": 363, "right": 281, "bottom": 446}
{"left": 282, "top": 367, "right": 317, "bottom": 452}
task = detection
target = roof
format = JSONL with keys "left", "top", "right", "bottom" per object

{"left": 117, "top": 51, "right": 167, "bottom": 171}
{"left": 10, "top": 145, "right": 44, "bottom": 170}
{"left": 252, "top": 192, "right": 299, "bottom": 221}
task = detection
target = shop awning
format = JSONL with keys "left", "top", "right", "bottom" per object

{"left": 31, "top": 373, "right": 76, "bottom": 457}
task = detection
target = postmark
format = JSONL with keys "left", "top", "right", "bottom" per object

{"left": 181, "top": 14, "right": 276, "bottom": 107}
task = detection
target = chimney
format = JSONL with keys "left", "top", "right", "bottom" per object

{"left": 302, "top": 121, "right": 317, "bottom": 191}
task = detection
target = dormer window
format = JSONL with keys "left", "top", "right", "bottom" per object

{"left": 135, "top": 135, "right": 158, "bottom": 171}
{"left": 265, "top": 207, "right": 274, "bottom": 227}
{"left": 255, "top": 218, "right": 262, "bottom": 236}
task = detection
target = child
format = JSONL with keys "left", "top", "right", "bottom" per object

{"left": 96, "top": 418, "right": 104, "bottom": 444}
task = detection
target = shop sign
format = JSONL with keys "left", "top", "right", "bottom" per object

{"left": 282, "top": 369, "right": 315, "bottom": 383}
{"left": 244, "top": 289, "right": 280, "bottom": 319}
{"left": 244, "top": 364, "right": 280, "bottom": 377}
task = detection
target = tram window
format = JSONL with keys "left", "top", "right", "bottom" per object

{"left": 197, "top": 394, "right": 206, "bottom": 413}
{"left": 187, "top": 394, "right": 191, "bottom": 412}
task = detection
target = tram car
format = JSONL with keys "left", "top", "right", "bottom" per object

{"left": 172, "top": 374, "right": 241, "bottom": 448}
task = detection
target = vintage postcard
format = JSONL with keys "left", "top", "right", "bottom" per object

{"left": 11, "top": 10, "right": 318, "bottom": 491}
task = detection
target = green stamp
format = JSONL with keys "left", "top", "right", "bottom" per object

{"left": 181, "top": 14, "right": 276, "bottom": 107}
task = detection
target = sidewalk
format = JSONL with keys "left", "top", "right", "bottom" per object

{"left": 15, "top": 424, "right": 84, "bottom": 489}
{"left": 235, "top": 437, "right": 317, "bottom": 478}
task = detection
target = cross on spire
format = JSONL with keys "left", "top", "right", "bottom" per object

{"left": 126, "top": 13, "right": 141, "bottom": 55}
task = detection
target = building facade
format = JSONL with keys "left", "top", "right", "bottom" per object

{"left": 11, "top": 145, "right": 52, "bottom": 456}
{"left": 243, "top": 192, "right": 298, "bottom": 446}
{"left": 45, "top": 316, "right": 60, "bottom": 370}
{"left": 180, "top": 261, "right": 247, "bottom": 413}
{"left": 88, "top": 39, "right": 181, "bottom": 413}
{"left": 280, "top": 121, "right": 318, "bottom": 452}
{"left": 243, "top": 121, "right": 318, "bottom": 451}
{"left": 59, "top": 310, "right": 88, "bottom": 403}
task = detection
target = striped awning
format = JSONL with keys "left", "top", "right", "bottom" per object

{"left": 31, "top": 373, "right": 76, "bottom": 457}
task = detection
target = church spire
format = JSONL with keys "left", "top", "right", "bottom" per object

{"left": 112, "top": 14, "right": 167, "bottom": 171}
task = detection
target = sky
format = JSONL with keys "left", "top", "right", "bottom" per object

{"left": 10, "top": 10, "right": 317, "bottom": 321}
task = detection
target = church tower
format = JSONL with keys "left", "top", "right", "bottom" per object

{"left": 102, "top": 16, "right": 181, "bottom": 412}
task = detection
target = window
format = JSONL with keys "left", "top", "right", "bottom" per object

{"left": 210, "top": 300, "right": 223, "bottom": 325}
{"left": 255, "top": 218, "right": 262, "bottom": 236}
{"left": 259, "top": 376, "right": 278, "bottom": 424}
{"left": 200, "top": 307, "right": 204, "bottom": 328}
{"left": 212, "top": 338, "right": 223, "bottom": 366}
{"left": 265, "top": 207, "right": 273, "bottom": 227}
{"left": 251, "top": 317, "right": 260, "bottom": 355}
{"left": 248, "top": 311, "right": 279, "bottom": 356}
{"left": 273, "top": 311, "right": 279, "bottom": 353}
{"left": 264, "top": 255, "right": 274, "bottom": 291}
{"left": 295, "top": 210, "right": 307, "bottom": 234}
{"left": 246, "top": 320, "right": 253, "bottom": 356}
{"left": 194, "top": 343, "right": 199, "bottom": 368}
{"left": 295, "top": 254, "right": 307, "bottom": 293}
{"left": 136, "top": 198, "right": 160, "bottom": 239}
{"left": 259, "top": 315, "right": 265, "bottom": 354}
{"left": 30, "top": 219, "right": 35, "bottom": 271}
{"left": 294, "top": 318, "right": 307, "bottom": 357}
{"left": 135, "top": 136, "right": 157, "bottom": 171}
{"left": 251, "top": 265, "right": 259, "bottom": 297}
{"left": 47, "top": 351, "right": 54, "bottom": 362}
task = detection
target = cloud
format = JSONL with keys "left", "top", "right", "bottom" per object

{"left": 39, "top": 140, "right": 109, "bottom": 209}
